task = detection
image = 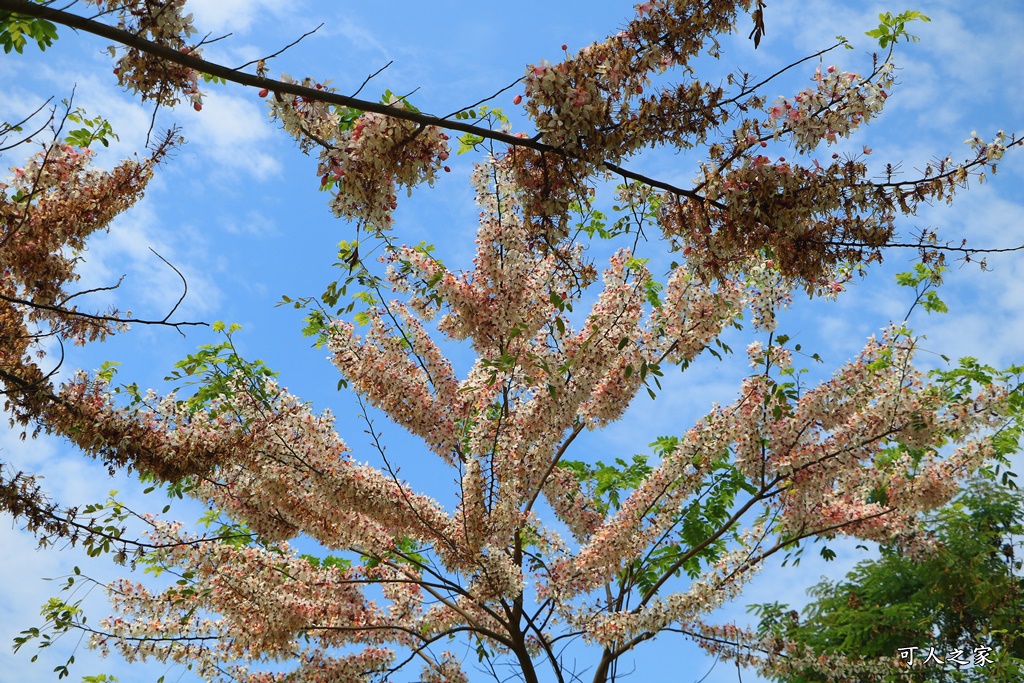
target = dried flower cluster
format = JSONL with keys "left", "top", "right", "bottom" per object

{"left": 87, "top": 0, "right": 206, "bottom": 108}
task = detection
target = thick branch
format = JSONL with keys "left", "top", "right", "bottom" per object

{"left": 0, "top": 0, "right": 709, "bottom": 202}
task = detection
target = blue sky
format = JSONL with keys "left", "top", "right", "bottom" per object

{"left": 2, "top": 1, "right": 1023, "bottom": 682}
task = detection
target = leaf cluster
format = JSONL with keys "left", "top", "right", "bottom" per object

{"left": 0, "top": 4, "right": 58, "bottom": 54}
{"left": 866, "top": 10, "right": 931, "bottom": 49}
{"left": 751, "top": 478, "right": 1024, "bottom": 683}
{"left": 163, "top": 322, "right": 280, "bottom": 416}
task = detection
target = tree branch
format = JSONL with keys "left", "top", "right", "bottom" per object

{"left": 0, "top": 0, "right": 711, "bottom": 202}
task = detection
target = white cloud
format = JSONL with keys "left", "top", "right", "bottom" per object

{"left": 222, "top": 208, "right": 278, "bottom": 237}
{"left": 0, "top": 41, "right": 281, "bottom": 181}
{"left": 328, "top": 15, "right": 391, "bottom": 58}
{"left": 182, "top": 90, "right": 281, "bottom": 180}
{"left": 185, "top": 0, "right": 293, "bottom": 35}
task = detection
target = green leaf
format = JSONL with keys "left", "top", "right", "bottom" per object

{"left": 0, "top": 12, "right": 59, "bottom": 54}
{"left": 867, "top": 10, "right": 930, "bottom": 48}
{"left": 457, "top": 133, "right": 485, "bottom": 154}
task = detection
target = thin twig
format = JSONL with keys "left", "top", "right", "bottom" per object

{"left": 351, "top": 60, "right": 393, "bottom": 100}
{"left": 234, "top": 23, "right": 323, "bottom": 71}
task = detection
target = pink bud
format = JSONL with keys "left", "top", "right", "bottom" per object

{"left": 513, "top": 95, "right": 523, "bottom": 105}
{"left": 193, "top": 102, "right": 202, "bottom": 112}
{"left": 258, "top": 88, "right": 269, "bottom": 98}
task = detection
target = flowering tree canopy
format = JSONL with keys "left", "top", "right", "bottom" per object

{"left": 2, "top": 1, "right": 1023, "bottom": 682}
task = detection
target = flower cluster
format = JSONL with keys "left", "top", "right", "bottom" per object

{"left": 748, "top": 329, "right": 1007, "bottom": 547}
{"left": 742, "top": 259, "right": 792, "bottom": 332}
{"left": 87, "top": 0, "right": 205, "bottom": 108}
{"left": 388, "top": 157, "right": 568, "bottom": 350}
{"left": 746, "top": 340, "right": 792, "bottom": 371}
{"left": 420, "top": 652, "right": 469, "bottom": 683}
{"left": 661, "top": 151, "right": 895, "bottom": 288}
{"left": 964, "top": 129, "right": 1011, "bottom": 162}
{"left": 582, "top": 532, "right": 764, "bottom": 647}
{"left": 267, "top": 86, "right": 449, "bottom": 232}
{"left": 2, "top": 142, "right": 155, "bottom": 327}
{"left": 766, "top": 62, "right": 894, "bottom": 153}
{"left": 550, "top": 411, "right": 733, "bottom": 598}
{"left": 500, "top": 147, "right": 593, "bottom": 242}
{"left": 688, "top": 617, "right": 903, "bottom": 682}
{"left": 520, "top": 0, "right": 752, "bottom": 163}
{"left": 323, "top": 109, "right": 448, "bottom": 232}
{"left": 329, "top": 304, "right": 466, "bottom": 463}
{"left": 648, "top": 264, "right": 744, "bottom": 362}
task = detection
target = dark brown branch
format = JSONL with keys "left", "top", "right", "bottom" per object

{"left": 0, "top": 0, "right": 709, "bottom": 203}
{"left": 0, "top": 291, "right": 206, "bottom": 329}
{"left": 825, "top": 239, "right": 1024, "bottom": 256}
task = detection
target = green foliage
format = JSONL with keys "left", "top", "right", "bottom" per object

{"left": 281, "top": 237, "right": 421, "bottom": 371}
{"left": 752, "top": 479, "right": 1024, "bottom": 683}
{"left": 666, "top": 455, "right": 757, "bottom": 580}
{"left": 457, "top": 132, "right": 485, "bottom": 154}
{"left": 866, "top": 10, "right": 931, "bottom": 49}
{"left": 164, "top": 322, "right": 279, "bottom": 416}
{"left": 64, "top": 105, "right": 119, "bottom": 148}
{"left": 561, "top": 439, "right": 759, "bottom": 596}
{"left": 455, "top": 105, "right": 510, "bottom": 154}
{"left": 95, "top": 360, "right": 121, "bottom": 383}
{"left": 199, "top": 72, "right": 227, "bottom": 85}
{"left": 929, "top": 357, "right": 1024, "bottom": 487}
{"left": 560, "top": 454, "right": 652, "bottom": 515}
{"left": 77, "top": 490, "right": 133, "bottom": 560}
{"left": 897, "top": 262, "right": 948, "bottom": 316}
{"left": 13, "top": 596, "right": 83, "bottom": 680}
{"left": 834, "top": 34, "right": 855, "bottom": 50}
{"left": 0, "top": 6, "right": 59, "bottom": 54}
{"left": 300, "top": 554, "right": 353, "bottom": 571}
{"left": 381, "top": 88, "right": 421, "bottom": 113}
{"left": 195, "top": 509, "right": 257, "bottom": 548}
{"left": 363, "top": 536, "right": 427, "bottom": 569}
